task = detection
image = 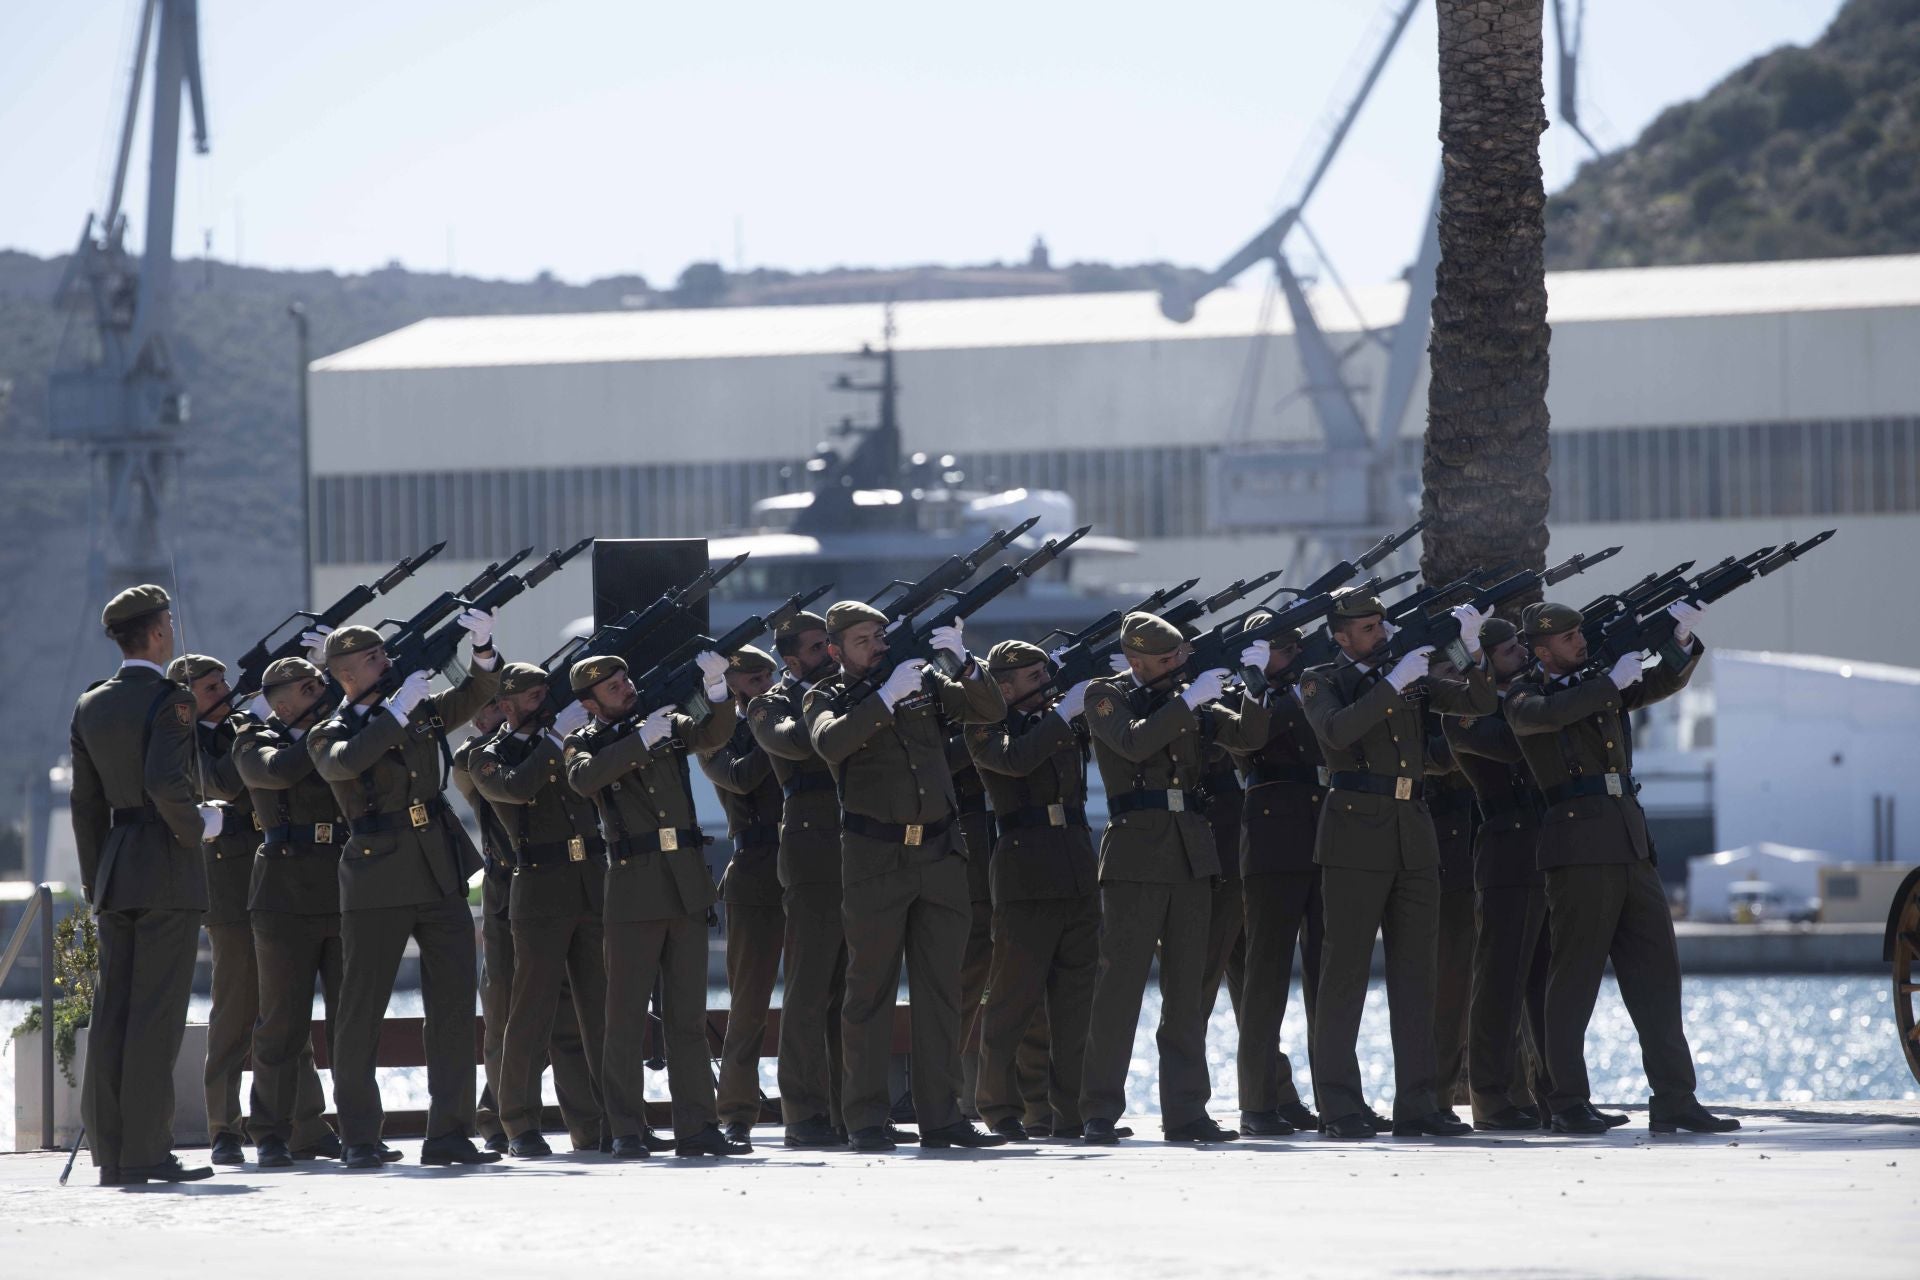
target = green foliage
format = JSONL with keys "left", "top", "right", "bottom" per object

{"left": 9, "top": 910, "right": 98, "bottom": 1086}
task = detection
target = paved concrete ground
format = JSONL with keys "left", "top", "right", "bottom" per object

{"left": 4, "top": 1102, "right": 1916, "bottom": 1279}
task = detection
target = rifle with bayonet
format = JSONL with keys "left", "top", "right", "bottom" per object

{"left": 866, "top": 517, "right": 1041, "bottom": 621}
{"left": 377, "top": 538, "right": 593, "bottom": 695}
{"left": 1171, "top": 566, "right": 1420, "bottom": 700}
{"left": 1379, "top": 546, "right": 1624, "bottom": 671}
{"left": 614, "top": 583, "right": 835, "bottom": 731}
{"left": 1037, "top": 578, "right": 1202, "bottom": 694}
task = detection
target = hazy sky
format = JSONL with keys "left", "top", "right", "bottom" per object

{"left": 2, "top": 0, "right": 1844, "bottom": 291}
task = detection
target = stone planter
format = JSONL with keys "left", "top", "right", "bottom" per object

{"left": 11, "top": 1022, "right": 210, "bottom": 1151}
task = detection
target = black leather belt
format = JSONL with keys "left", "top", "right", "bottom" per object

{"left": 1244, "top": 763, "right": 1328, "bottom": 789}
{"left": 607, "top": 827, "right": 705, "bottom": 861}
{"left": 998, "top": 802, "right": 1089, "bottom": 831}
{"left": 1108, "top": 788, "right": 1192, "bottom": 816}
{"left": 349, "top": 795, "right": 447, "bottom": 837}
{"left": 516, "top": 834, "right": 607, "bottom": 868}
{"left": 261, "top": 822, "right": 344, "bottom": 852}
{"left": 110, "top": 804, "right": 160, "bottom": 826}
{"left": 1329, "top": 771, "right": 1425, "bottom": 802}
{"left": 1543, "top": 773, "right": 1639, "bottom": 805}
{"left": 782, "top": 771, "right": 836, "bottom": 799}
{"left": 955, "top": 790, "right": 989, "bottom": 817}
{"left": 841, "top": 812, "right": 953, "bottom": 847}
{"left": 733, "top": 823, "right": 781, "bottom": 850}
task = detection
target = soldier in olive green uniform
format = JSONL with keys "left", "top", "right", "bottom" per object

{"left": 1078, "top": 612, "right": 1272, "bottom": 1144}
{"left": 70, "top": 585, "right": 216, "bottom": 1185}
{"left": 803, "top": 603, "right": 1007, "bottom": 1152}
{"left": 1441, "top": 617, "right": 1555, "bottom": 1130}
{"left": 1507, "top": 600, "right": 1738, "bottom": 1135}
{"left": 964, "top": 641, "right": 1100, "bottom": 1140}
{"left": 696, "top": 645, "right": 787, "bottom": 1142}
{"left": 566, "top": 650, "right": 749, "bottom": 1158}
{"left": 1198, "top": 738, "right": 1247, "bottom": 1029}
{"left": 1301, "top": 591, "right": 1495, "bottom": 1139}
{"left": 949, "top": 734, "right": 996, "bottom": 1119}
{"left": 749, "top": 612, "right": 849, "bottom": 1148}
{"left": 473, "top": 663, "right": 611, "bottom": 1157}
{"left": 1426, "top": 714, "right": 1479, "bottom": 1112}
{"left": 233, "top": 656, "right": 348, "bottom": 1167}
{"left": 308, "top": 616, "right": 504, "bottom": 1169}
{"left": 1221, "top": 622, "right": 1326, "bottom": 1137}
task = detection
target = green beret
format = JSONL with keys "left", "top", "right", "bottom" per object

{"left": 1331, "top": 588, "right": 1385, "bottom": 620}
{"left": 1481, "top": 617, "right": 1519, "bottom": 648}
{"left": 728, "top": 645, "right": 777, "bottom": 675}
{"left": 1239, "top": 611, "right": 1302, "bottom": 648}
{"left": 324, "top": 625, "right": 385, "bottom": 662}
{"left": 569, "top": 653, "right": 627, "bottom": 694}
{"left": 261, "top": 656, "right": 323, "bottom": 691}
{"left": 986, "top": 640, "right": 1048, "bottom": 674}
{"left": 776, "top": 610, "right": 828, "bottom": 639}
{"left": 498, "top": 662, "right": 549, "bottom": 696}
{"left": 1120, "top": 611, "right": 1183, "bottom": 657}
{"left": 1521, "top": 602, "right": 1583, "bottom": 639}
{"left": 166, "top": 654, "right": 225, "bottom": 684}
{"left": 824, "top": 600, "right": 888, "bottom": 634}
{"left": 101, "top": 583, "right": 171, "bottom": 629}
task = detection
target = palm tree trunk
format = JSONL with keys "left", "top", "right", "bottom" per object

{"left": 1421, "top": 0, "right": 1553, "bottom": 611}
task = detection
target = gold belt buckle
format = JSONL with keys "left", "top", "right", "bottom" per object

{"left": 1166, "top": 790, "right": 1185, "bottom": 813}
{"left": 314, "top": 822, "right": 333, "bottom": 844}
{"left": 903, "top": 823, "right": 924, "bottom": 847}
{"left": 1317, "top": 767, "right": 1331, "bottom": 788}
{"left": 408, "top": 801, "right": 430, "bottom": 829}
{"left": 658, "top": 828, "right": 679, "bottom": 852}
{"left": 1393, "top": 777, "right": 1413, "bottom": 801}
{"left": 1047, "top": 803, "right": 1066, "bottom": 827}
{"left": 1605, "top": 773, "right": 1624, "bottom": 798}
{"left": 568, "top": 836, "right": 586, "bottom": 862}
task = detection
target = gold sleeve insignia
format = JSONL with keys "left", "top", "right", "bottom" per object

{"left": 1301, "top": 677, "right": 1319, "bottom": 699}
{"left": 173, "top": 702, "right": 193, "bottom": 727}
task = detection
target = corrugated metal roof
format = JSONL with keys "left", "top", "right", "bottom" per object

{"left": 312, "top": 253, "right": 1920, "bottom": 374}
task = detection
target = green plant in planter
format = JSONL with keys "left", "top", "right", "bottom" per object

{"left": 10, "top": 910, "right": 99, "bottom": 1086}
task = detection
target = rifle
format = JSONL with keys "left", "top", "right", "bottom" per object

{"left": 1289, "top": 567, "right": 1424, "bottom": 672}
{"left": 1038, "top": 578, "right": 1203, "bottom": 693}
{"left": 867, "top": 517, "right": 1041, "bottom": 621}
{"left": 1172, "top": 567, "right": 1415, "bottom": 699}
{"left": 1585, "top": 532, "right": 1833, "bottom": 673}
{"left": 1294, "top": 519, "right": 1425, "bottom": 598}
{"left": 377, "top": 538, "right": 593, "bottom": 695}
{"left": 1161, "top": 570, "right": 1285, "bottom": 633}
{"left": 615, "top": 584, "right": 836, "bottom": 732}
{"left": 1381, "top": 546, "right": 1623, "bottom": 671}
{"left": 216, "top": 541, "right": 448, "bottom": 710}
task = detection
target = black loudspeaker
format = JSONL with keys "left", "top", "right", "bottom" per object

{"left": 592, "top": 538, "right": 710, "bottom": 673}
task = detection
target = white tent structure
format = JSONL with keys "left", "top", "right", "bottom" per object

{"left": 1686, "top": 842, "right": 1827, "bottom": 921}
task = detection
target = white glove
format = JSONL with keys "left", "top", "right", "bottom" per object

{"left": 245, "top": 693, "right": 272, "bottom": 723}
{"left": 1667, "top": 600, "right": 1704, "bottom": 645}
{"left": 638, "top": 704, "right": 677, "bottom": 748}
{"left": 457, "top": 608, "right": 496, "bottom": 650}
{"left": 1382, "top": 620, "right": 1399, "bottom": 641}
{"left": 197, "top": 804, "right": 224, "bottom": 841}
{"left": 1109, "top": 652, "right": 1131, "bottom": 675}
{"left": 930, "top": 623, "right": 967, "bottom": 666}
{"left": 550, "top": 700, "right": 591, "bottom": 742}
{"left": 695, "top": 649, "right": 729, "bottom": 700}
{"left": 878, "top": 659, "right": 928, "bottom": 710}
{"left": 1607, "top": 652, "right": 1645, "bottom": 690}
{"left": 300, "top": 625, "right": 333, "bottom": 663}
{"left": 1181, "top": 668, "right": 1227, "bottom": 709}
{"left": 1386, "top": 646, "right": 1433, "bottom": 692}
{"left": 384, "top": 669, "right": 433, "bottom": 724}
{"left": 1048, "top": 644, "right": 1070, "bottom": 666}
{"left": 1238, "top": 638, "right": 1271, "bottom": 672}
{"left": 1450, "top": 604, "right": 1486, "bottom": 656}
{"left": 1054, "top": 680, "right": 1090, "bottom": 723}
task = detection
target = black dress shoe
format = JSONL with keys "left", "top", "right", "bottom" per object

{"left": 120, "top": 1155, "right": 215, "bottom": 1184}
{"left": 419, "top": 1134, "right": 503, "bottom": 1166}
{"left": 209, "top": 1132, "right": 246, "bottom": 1165}
{"left": 640, "top": 1127, "right": 677, "bottom": 1153}
{"left": 722, "top": 1120, "right": 755, "bottom": 1144}
{"left": 1601, "top": 1109, "right": 1631, "bottom": 1129}
{"left": 884, "top": 1123, "right": 920, "bottom": 1145}
{"left": 290, "top": 1132, "right": 343, "bottom": 1160}
{"left": 989, "top": 1118, "right": 1029, "bottom": 1141}
{"left": 921, "top": 1121, "right": 1009, "bottom": 1149}
{"left": 1551, "top": 1103, "right": 1613, "bottom": 1135}
{"left": 1393, "top": 1111, "right": 1473, "bottom": 1138}
{"left": 341, "top": 1143, "right": 390, "bottom": 1170}
{"left": 1650, "top": 1101, "right": 1741, "bottom": 1134}
{"left": 256, "top": 1136, "right": 294, "bottom": 1168}
{"left": 784, "top": 1115, "right": 846, "bottom": 1148}
{"left": 1240, "top": 1109, "right": 1296, "bottom": 1137}
{"left": 482, "top": 1132, "right": 510, "bottom": 1154}
{"left": 1321, "top": 1112, "right": 1378, "bottom": 1140}
{"left": 1081, "top": 1117, "right": 1121, "bottom": 1146}
{"left": 1474, "top": 1106, "right": 1542, "bottom": 1131}
{"left": 1024, "top": 1119, "right": 1052, "bottom": 1139}
{"left": 610, "top": 1135, "right": 650, "bottom": 1159}
{"left": 1164, "top": 1117, "right": 1240, "bottom": 1143}
{"left": 678, "top": 1124, "right": 752, "bottom": 1156}
{"left": 1276, "top": 1101, "right": 1319, "bottom": 1132}
{"left": 509, "top": 1131, "right": 553, "bottom": 1158}
{"left": 849, "top": 1125, "right": 897, "bottom": 1153}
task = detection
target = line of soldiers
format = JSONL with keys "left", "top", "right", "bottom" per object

{"left": 68, "top": 576, "right": 1738, "bottom": 1184}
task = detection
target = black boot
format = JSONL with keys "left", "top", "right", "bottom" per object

{"left": 119, "top": 1155, "right": 214, "bottom": 1184}
{"left": 920, "top": 1121, "right": 1009, "bottom": 1149}
{"left": 341, "top": 1143, "right": 391, "bottom": 1170}
{"left": 1321, "top": 1112, "right": 1378, "bottom": 1140}
{"left": 1392, "top": 1111, "right": 1472, "bottom": 1138}
{"left": 290, "top": 1132, "right": 343, "bottom": 1161}
{"left": 1650, "top": 1100, "right": 1740, "bottom": 1134}
{"left": 1275, "top": 1101, "right": 1319, "bottom": 1132}
{"left": 610, "top": 1135, "right": 650, "bottom": 1159}
{"left": 722, "top": 1120, "right": 755, "bottom": 1144}
{"left": 209, "top": 1132, "right": 246, "bottom": 1165}
{"left": 848, "top": 1126, "right": 897, "bottom": 1153}
{"left": 1551, "top": 1103, "right": 1613, "bottom": 1135}
{"left": 988, "top": 1117, "right": 1029, "bottom": 1141}
{"left": 256, "top": 1136, "right": 294, "bottom": 1168}
{"left": 419, "top": 1134, "right": 503, "bottom": 1166}
{"left": 1081, "top": 1117, "right": 1121, "bottom": 1146}
{"left": 1164, "top": 1116, "right": 1239, "bottom": 1143}
{"left": 508, "top": 1131, "right": 553, "bottom": 1158}
{"left": 1473, "top": 1106, "right": 1541, "bottom": 1132}
{"left": 677, "top": 1123, "right": 752, "bottom": 1156}
{"left": 1239, "top": 1110, "right": 1296, "bottom": 1137}
{"left": 784, "top": 1115, "right": 847, "bottom": 1148}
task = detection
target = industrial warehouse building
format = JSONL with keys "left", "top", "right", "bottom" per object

{"left": 309, "top": 252, "right": 1920, "bottom": 674}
